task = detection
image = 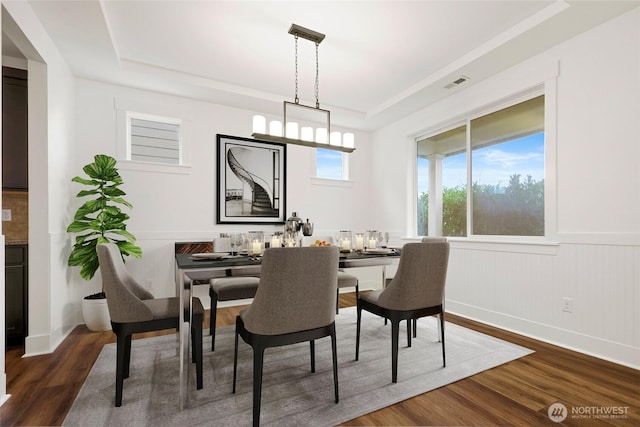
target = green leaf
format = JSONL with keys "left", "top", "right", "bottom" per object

{"left": 68, "top": 154, "right": 141, "bottom": 281}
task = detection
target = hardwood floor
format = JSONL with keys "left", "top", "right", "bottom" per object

{"left": 2, "top": 293, "right": 638, "bottom": 426}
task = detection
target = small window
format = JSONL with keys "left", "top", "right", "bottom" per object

{"left": 127, "top": 113, "right": 181, "bottom": 165}
{"left": 317, "top": 148, "right": 347, "bottom": 180}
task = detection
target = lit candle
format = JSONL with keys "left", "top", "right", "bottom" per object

{"left": 270, "top": 236, "right": 282, "bottom": 248}
{"left": 355, "top": 235, "right": 364, "bottom": 251}
{"left": 251, "top": 240, "right": 262, "bottom": 255}
{"left": 368, "top": 239, "right": 377, "bottom": 249}
{"left": 341, "top": 239, "right": 351, "bottom": 251}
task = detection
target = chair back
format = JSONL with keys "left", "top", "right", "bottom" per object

{"left": 241, "top": 246, "right": 339, "bottom": 335}
{"left": 97, "top": 243, "right": 154, "bottom": 323}
{"left": 378, "top": 241, "right": 450, "bottom": 311}
{"left": 421, "top": 236, "right": 447, "bottom": 243}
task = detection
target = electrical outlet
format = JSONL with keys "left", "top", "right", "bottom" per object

{"left": 562, "top": 297, "right": 573, "bottom": 313}
{"left": 144, "top": 279, "right": 154, "bottom": 290}
{"left": 2, "top": 209, "right": 12, "bottom": 221}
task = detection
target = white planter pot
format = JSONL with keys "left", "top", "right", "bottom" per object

{"left": 82, "top": 297, "right": 111, "bottom": 332}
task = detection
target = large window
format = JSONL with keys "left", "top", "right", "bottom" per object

{"left": 417, "top": 95, "right": 544, "bottom": 237}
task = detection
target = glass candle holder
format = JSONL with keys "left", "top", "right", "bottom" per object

{"left": 248, "top": 231, "right": 264, "bottom": 255}
{"left": 270, "top": 232, "right": 283, "bottom": 248}
{"left": 366, "top": 230, "right": 379, "bottom": 249}
{"left": 339, "top": 230, "right": 353, "bottom": 251}
{"left": 354, "top": 233, "right": 365, "bottom": 251}
{"left": 284, "top": 231, "right": 298, "bottom": 247}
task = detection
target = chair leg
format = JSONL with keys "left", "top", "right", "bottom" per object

{"left": 310, "top": 340, "right": 316, "bottom": 373}
{"left": 191, "top": 315, "right": 203, "bottom": 389}
{"left": 211, "top": 292, "right": 219, "bottom": 351}
{"left": 115, "top": 332, "right": 129, "bottom": 407}
{"left": 355, "top": 305, "right": 362, "bottom": 361}
{"left": 252, "top": 346, "right": 266, "bottom": 427}
{"left": 331, "top": 324, "right": 339, "bottom": 403}
{"left": 440, "top": 313, "right": 446, "bottom": 367}
{"left": 123, "top": 334, "right": 132, "bottom": 379}
{"left": 391, "top": 320, "right": 400, "bottom": 383}
{"left": 407, "top": 319, "right": 412, "bottom": 348}
{"left": 336, "top": 288, "right": 339, "bottom": 314}
{"left": 232, "top": 325, "right": 239, "bottom": 394}
{"left": 413, "top": 318, "right": 417, "bottom": 338}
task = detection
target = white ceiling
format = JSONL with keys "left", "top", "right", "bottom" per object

{"left": 4, "top": 0, "right": 639, "bottom": 130}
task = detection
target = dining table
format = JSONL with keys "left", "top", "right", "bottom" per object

{"left": 174, "top": 247, "right": 401, "bottom": 409}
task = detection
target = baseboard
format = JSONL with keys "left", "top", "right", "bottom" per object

{"left": 446, "top": 300, "right": 640, "bottom": 370}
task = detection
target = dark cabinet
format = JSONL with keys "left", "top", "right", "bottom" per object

{"left": 6, "top": 244, "right": 28, "bottom": 347}
{"left": 2, "top": 66, "right": 28, "bottom": 190}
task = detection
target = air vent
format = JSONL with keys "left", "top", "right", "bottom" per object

{"left": 444, "top": 76, "right": 470, "bottom": 89}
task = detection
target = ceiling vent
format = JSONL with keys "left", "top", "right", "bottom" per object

{"left": 444, "top": 76, "right": 470, "bottom": 89}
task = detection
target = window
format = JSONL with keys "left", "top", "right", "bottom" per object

{"left": 126, "top": 112, "right": 181, "bottom": 165}
{"left": 316, "top": 148, "right": 347, "bottom": 180}
{"left": 417, "top": 95, "right": 544, "bottom": 237}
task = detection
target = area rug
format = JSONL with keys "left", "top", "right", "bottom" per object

{"left": 63, "top": 307, "right": 533, "bottom": 427}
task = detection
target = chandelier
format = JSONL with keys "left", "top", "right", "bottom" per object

{"left": 252, "top": 24, "right": 355, "bottom": 153}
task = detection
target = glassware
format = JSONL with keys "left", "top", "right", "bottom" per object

{"left": 354, "top": 233, "right": 365, "bottom": 251}
{"left": 366, "top": 230, "right": 378, "bottom": 249}
{"left": 248, "top": 231, "right": 264, "bottom": 255}
{"left": 339, "top": 230, "right": 353, "bottom": 251}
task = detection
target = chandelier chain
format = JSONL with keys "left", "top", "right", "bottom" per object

{"left": 315, "top": 41, "right": 320, "bottom": 108}
{"left": 294, "top": 34, "right": 299, "bottom": 104}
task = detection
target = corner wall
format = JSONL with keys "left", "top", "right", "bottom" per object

{"left": 371, "top": 8, "right": 640, "bottom": 368}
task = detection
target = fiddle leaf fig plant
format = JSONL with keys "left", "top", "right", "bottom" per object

{"left": 67, "top": 154, "right": 142, "bottom": 281}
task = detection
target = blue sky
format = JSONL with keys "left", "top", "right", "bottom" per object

{"left": 317, "top": 148, "right": 343, "bottom": 179}
{"left": 418, "top": 132, "right": 544, "bottom": 194}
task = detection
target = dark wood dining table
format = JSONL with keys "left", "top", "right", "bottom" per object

{"left": 174, "top": 247, "right": 401, "bottom": 409}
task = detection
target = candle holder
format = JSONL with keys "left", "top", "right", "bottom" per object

{"left": 284, "top": 231, "right": 298, "bottom": 247}
{"left": 248, "top": 231, "right": 265, "bottom": 255}
{"left": 366, "top": 230, "right": 379, "bottom": 250}
{"left": 269, "top": 232, "right": 283, "bottom": 248}
{"left": 354, "top": 233, "right": 365, "bottom": 252}
{"left": 339, "top": 230, "right": 353, "bottom": 252}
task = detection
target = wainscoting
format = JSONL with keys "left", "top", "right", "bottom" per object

{"left": 445, "top": 237, "right": 639, "bottom": 368}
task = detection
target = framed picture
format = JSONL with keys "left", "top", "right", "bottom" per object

{"left": 216, "top": 134, "right": 286, "bottom": 224}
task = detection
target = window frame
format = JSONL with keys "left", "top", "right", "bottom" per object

{"left": 115, "top": 98, "right": 192, "bottom": 175}
{"left": 415, "top": 84, "right": 556, "bottom": 242}
{"left": 314, "top": 148, "right": 351, "bottom": 181}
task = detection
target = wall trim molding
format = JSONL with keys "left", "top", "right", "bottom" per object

{"left": 446, "top": 300, "right": 640, "bottom": 370}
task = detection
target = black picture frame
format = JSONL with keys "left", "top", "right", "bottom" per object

{"left": 216, "top": 134, "right": 286, "bottom": 224}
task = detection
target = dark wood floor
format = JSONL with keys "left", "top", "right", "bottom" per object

{"left": 2, "top": 293, "right": 638, "bottom": 426}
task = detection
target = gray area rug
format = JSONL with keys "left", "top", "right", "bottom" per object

{"left": 64, "top": 307, "right": 533, "bottom": 427}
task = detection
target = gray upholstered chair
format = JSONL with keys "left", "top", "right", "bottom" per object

{"left": 385, "top": 237, "right": 448, "bottom": 339}
{"left": 336, "top": 271, "right": 358, "bottom": 314}
{"left": 301, "top": 235, "right": 359, "bottom": 314}
{"left": 209, "top": 269, "right": 260, "bottom": 351}
{"left": 233, "top": 246, "right": 340, "bottom": 427}
{"left": 97, "top": 243, "right": 204, "bottom": 407}
{"left": 355, "top": 240, "right": 450, "bottom": 383}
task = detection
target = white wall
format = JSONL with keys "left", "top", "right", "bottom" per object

{"left": 3, "top": 1, "right": 78, "bottom": 356}
{"left": 372, "top": 8, "right": 640, "bottom": 368}
{"left": 70, "top": 79, "right": 375, "bottom": 306}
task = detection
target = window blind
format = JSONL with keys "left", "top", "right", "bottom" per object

{"left": 130, "top": 118, "right": 180, "bottom": 164}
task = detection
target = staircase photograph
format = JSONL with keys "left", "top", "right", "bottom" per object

{"left": 216, "top": 135, "right": 286, "bottom": 224}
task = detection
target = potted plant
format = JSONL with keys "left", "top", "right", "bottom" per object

{"left": 67, "top": 154, "right": 142, "bottom": 331}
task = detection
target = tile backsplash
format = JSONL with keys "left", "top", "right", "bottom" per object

{"left": 2, "top": 191, "right": 28, "bottom": 242}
